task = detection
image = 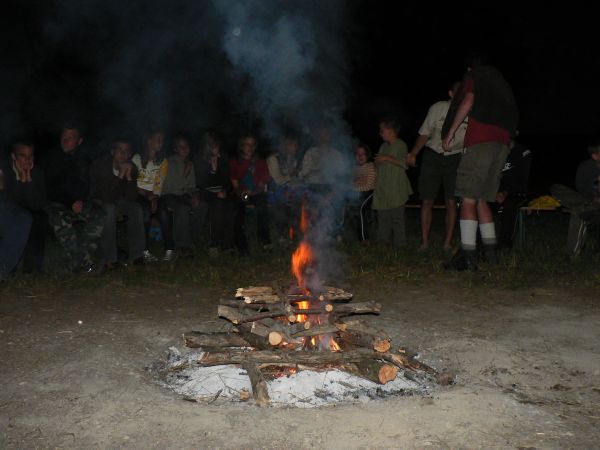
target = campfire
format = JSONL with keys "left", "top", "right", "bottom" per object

{"left": 167, "top": 205, "right": 450, "bottom": 407}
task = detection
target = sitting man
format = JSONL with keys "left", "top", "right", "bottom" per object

{"left": 42, "top": 123, "right": 104, "bottom": 273}
{"left": 1, "top": 139, "right": 48, "bottom": 273}
{"left": 89, "top": 137, "right": 145, "bottom": 269}
{"left": 493, "top": 137, "right": 532, "bottom": 250}
{"left": 550, "top": 137, "right": 600, "bottom": 258}
{"left": 0, "top": 167, "right": 31, "bottom": 282}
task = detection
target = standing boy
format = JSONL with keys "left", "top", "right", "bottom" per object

{"left": 372, "top": 118, "right": 413, "bottom": 248}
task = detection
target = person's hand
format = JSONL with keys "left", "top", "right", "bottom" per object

{"left": 406, "top": 152, "right": 417, "bottom": 167}
{"left": 72, "top": 200, "right": 84, "bottom": 214}
{"left": 495, "top": 191, "right": 507, "bottom": 204}
{"left": 150, "top": 196, "right": 158, "bottom": 213}
{"left": 442, "top": 132, "right": 455, "bottom": 152}
{"left": 190, "top": 194, "right": 201, "bottom": 209}
{"left": 216, "top": 191, "right": 227, "bottom": 199}
{"left": 374, "top": 154, "right": 390, "bottom": 166}
{"left": 119, "top": 162, "right": 134, "bottom": 180}
{"left": 210, "top": 156, "right": 219, "bottom": 172}
{"left": 184, "top": 160, "right": 193, "bottom": 178}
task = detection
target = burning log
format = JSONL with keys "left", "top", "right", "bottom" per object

{"left": 242, "top": 363, "right": 271, "bottom": 406}
{"left": 337, "top": 330, "right": 391, "bottom": 353}
{"left": 331, "top": 301, "right": 382, "bottom": 317}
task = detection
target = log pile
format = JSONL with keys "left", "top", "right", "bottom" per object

{"left": 183, "top": 284, "right": 444, "bottom": 406}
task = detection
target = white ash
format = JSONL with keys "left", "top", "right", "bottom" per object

{"left": 157, "top": 350, "right": 429, "bottom": 408}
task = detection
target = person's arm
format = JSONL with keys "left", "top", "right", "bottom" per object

{"left": 267, "top": 155, "right": 290, "bottom": 185}
{"left": 442, "top": 92, "right": 473, "bottom": 151}
{"left": 407, "top": 134, "right": 429, "bottom": 166}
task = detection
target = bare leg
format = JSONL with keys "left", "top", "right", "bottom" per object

{"left": 420, "top": 199, "right": 433, "bottom": 248}
{"left": 444, "top": 198, "right": 457, "bottom": 249}
{"left": 460, "top": 198, "right": 477, "bottom": 220}
{"left": 476, "top": 199, "right": 494, "bottom": 224}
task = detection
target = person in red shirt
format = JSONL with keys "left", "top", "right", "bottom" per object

{"left": 442, "top": 54, "right": 518, "bottom": 271}
{"left": 229, "top": 133, "right": 272, "bottom": 255}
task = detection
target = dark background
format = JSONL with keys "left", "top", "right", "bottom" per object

{"left": 2, "top": 1, "right": 599, "bottom": 197}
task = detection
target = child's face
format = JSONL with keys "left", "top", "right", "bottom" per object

{"left": 282, "top": 139, "right": 298, "bottom": 155}
{"left": 379, "top": 124, "right": 395, "bottom": 143}
{"left": 112, "top": 142, "right": 131, "bottom": 164}
{"left": 147, "top": 132, "right": 164, "bottom": 154}
{"left": 175, "top": 138, "right": 191, "bottom": 159}
{"left": 12, "top": 145, "right": 34, "bottom": 170}
{"left": 355, "top": 147, "right": 368, "bottom": 165}
{"left": 241, "top": 137, "right": 257, "bottom": 160}
{"left": 61, "top": 129, "right": 82, "bottom": 154}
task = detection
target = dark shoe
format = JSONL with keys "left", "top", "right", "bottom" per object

{"left": 482, "top": 245, "right": 499, "bottom": 265}
{"left": 443, "top": 249, "right": 478, "bottom": 272}
{"left": 179, "top": 247, "right": 194, "bottom": 258}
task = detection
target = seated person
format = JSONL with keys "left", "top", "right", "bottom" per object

{"left": 194, "top": 131, "right": 234, "bottom": 256}
{"left": 346, "top": 143, "right": 376, "bottom": 243}
{"left": 492, "top": 137, "right": 532, "bottom": 249}
{"left": 2, "top": 139, "right": 48, "bottom": 273}
{"left": 42, "top": 123, "right": 104, "bottom": 273}
{"left": 267, "top": 132, "right": 302, "bottom": 246}
{"left": 550, "top": 136, "right": 600, "bottom": 258}
{"left": 229, "top": 133, "right": 271, "bottom": 255}
{"left": 0, "top": 169, "right": 32, "bottom": 282}
{"left": 160, "top": 134, "right": 206, "bottom": 259}
{"left": 89, "top": 138, "right": 145, "bottom": 269}
{"left": 131, "top": 127, "right": 168, "bottom": 262}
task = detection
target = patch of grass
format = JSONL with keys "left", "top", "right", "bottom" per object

{"left": 2, "top": 209, "right": 599, "bottom": 293}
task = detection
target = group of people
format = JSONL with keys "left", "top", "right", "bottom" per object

{"left": 3, "top": 55, "right": 598, "bottom": 281}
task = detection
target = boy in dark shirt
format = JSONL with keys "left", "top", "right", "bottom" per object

{"left": 2, "top": 140, "right": 48, "bottom": 273}
{"left": 42, "top": 124, "right": 104, "bottom": 273}
{"left": 89, "top": 138, "right": 145, "bottom": 269}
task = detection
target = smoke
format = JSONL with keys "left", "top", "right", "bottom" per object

{"left": 212, "top": 0, "right": 356, "bottom": 286}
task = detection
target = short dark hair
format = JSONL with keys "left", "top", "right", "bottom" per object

{"left": 111, "top": 137, "right": 131, "bottom": 151}
{"left": 61, "top": 121, "right": 83, "bottom": 136}
{"left": 355, "top": 142, "right": 372, "bottom": 158}
{"left": 379, "top": 117, "right": 402, "bottom": 136}
{"left": 11, "top": 137, "right": 35, "bottom": 154}
{"left": 587, "top": 134, "right": 600, "bottom": 156}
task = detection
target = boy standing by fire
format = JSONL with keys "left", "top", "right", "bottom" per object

{"left": 372, "top": 118, "right": 413, "bottom": 248}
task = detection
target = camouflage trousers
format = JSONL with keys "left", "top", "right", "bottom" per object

{"left": 45, "top": 202, "right": 105, "bottom": 269}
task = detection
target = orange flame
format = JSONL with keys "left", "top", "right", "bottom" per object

{"left": 291, "top": 241, "right": 312, "bottom": 291}
{"left": 289, "top": 225, "right": 294, "bottom": 241}
{"left": 295, "top": 300, "right": 310, "bottom": 322}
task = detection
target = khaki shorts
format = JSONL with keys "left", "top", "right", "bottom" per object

{"left": 455, "top": 142, "right": 509, "bottom": 201}
{"left": 418, "top": 147, "right": 462, "bottom": 200}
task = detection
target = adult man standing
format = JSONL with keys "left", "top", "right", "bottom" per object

{"left": 43, "top": 123, "right": 104, "bottom": 273}
{"left": 407, "top": 82, "right": 467, "bottom": 250}
{"left": 442, "top": 55, "right": 518, "bottom": 270}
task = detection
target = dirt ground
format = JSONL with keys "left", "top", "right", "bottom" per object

{"left": 1, "top": 275, "right": 599, "bottom": 449}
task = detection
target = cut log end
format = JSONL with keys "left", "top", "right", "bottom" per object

{"left": 378, "top": 364, "right": 398, "bottom": 384}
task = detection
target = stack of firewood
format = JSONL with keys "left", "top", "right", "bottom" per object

{"left": 183, "top": 284, "right": 443, "bottom": 407}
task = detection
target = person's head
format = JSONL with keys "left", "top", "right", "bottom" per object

{"left": 379, "top": 118, "right": 401, "bottom": 143}
{"left": 144, "top": 128, "right": 165, "bottom": 159}
{"left": 174, "top": 134, "right": 191, "bottom": 159}
{"left": 11, "top": 140, "right": 35, "bottom": 169}
{"left": 111, "top": 139, "right": 132, "bottom": 165}
{"left": 60, "top": 123, "right": 83, "bottom": 154}
{"left": 355, "top": 143, "right": 371, "bottom": 166}
{"left": 280, "top": 133, "right": 299, "bottom": 156}
{"left": 238, "top": 133, "right": 257, "bottom": 160}
{"left": 201, "top": 131, "right": 221, "bottom": 160}
{"left": 448, "top": 81, "right": 461, "bottom": 99}
{"left": 587, "top": 135, "right": 600, "bottom": 161}
{"left": 464, "top": 50, "right": 488, "bottom": 71}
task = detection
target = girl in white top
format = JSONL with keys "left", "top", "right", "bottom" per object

{"left": 131, "top": 129, "right": 169, "bottom": 261}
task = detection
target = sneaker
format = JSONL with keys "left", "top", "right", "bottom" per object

{"left": 163, "top": 249, "right": 176, "bottom": 262}
{"left": 143, "top": 250, "right": 158, "bottom": 263}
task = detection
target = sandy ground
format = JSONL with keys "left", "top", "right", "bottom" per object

{"left": 1, "top": 275, "right": 599, "bottom": 449}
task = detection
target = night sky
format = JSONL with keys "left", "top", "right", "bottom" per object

{"left": 2, "top": 1, "right": 599, "bottom": 192}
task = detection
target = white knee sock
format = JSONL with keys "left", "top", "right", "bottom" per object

{"left": 460, "top": 220, "right": 478, "bottom": 251}
{"left": 479, "top": 222, "right": 496, "bottom": 246}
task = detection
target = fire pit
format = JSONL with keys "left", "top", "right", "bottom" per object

{"left": 153, "top": 204, "right": 451, "bottom": 407}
